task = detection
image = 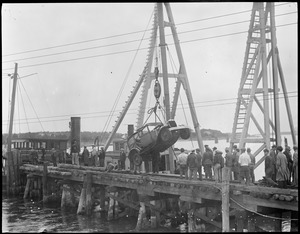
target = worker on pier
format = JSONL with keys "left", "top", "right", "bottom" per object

{"left": 177, "top": 148, "right": 188, "bottom": 179}
{"left": 196, "top": 148, "right": 202, "bottom": 181}
{"left": 119, "top": 148, "right": 126, "bottom": 170}
{"left": 99, "top": 147, "right": 105, "bottom": 167}
{"left": 276, "top": 146, "right": 289, "bottom": 189}
{"left": 90, "top": 146, "right": 97, "bottom": 167}
{"left": 224, "top": 147, "right": 234, "bottom": 181}
{"left": 232, "top": 145, "right": 240, "bottom": 181}
{"left": 71, "top": 140, "right": 79, "bottom": 165}
{"left": 292, "top": 146, "right": 298, "bottom": 186}
{"left": 213, "top": 150, "right": 224, "bottom": 182}
{"left": 51, "top": 148, "right": 57, "bottom": 167}
{"left": 264, "top": 148, "right": 277, "bottom": 186}
{"left": 202, "top": 145, "right": 213, "bottom": 179}
{"left": 238, "top": 148, "right": 251, "bottom": 185}
{"left": 283, "top": 146, "right": 293, "bottom": 185}
{"left": 187, "top": 149, "right": 198, "bottom": 180}
{"left": 270, "top": 145, "right": 277, "bottom": 182}
{"left": 82, "top": 146, "right": 89, "bottom": 166}
{"left": 247, "top": 148, "right": 256, "bottom": 183}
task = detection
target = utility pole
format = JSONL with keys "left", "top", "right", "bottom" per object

{"left": 7, "top": 63, "right": 18, "bottom": 153}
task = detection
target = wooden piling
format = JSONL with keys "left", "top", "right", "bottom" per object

{"left": 99, "top": 186, "right": 106, "bottom": 211}
{"left": 108, "top": 192, "right": 115, "bottom": 221}
{"left": 221, "top": 167, "right": 230, "bottom": 232}
{"left": 135, "top": 201, "right": 146, "bottom": 231}
{"left": 42, "top": 162, "right": 48, "bottom": 202}
{"left": 247, "top": 211, "right": 256, "bottom": 232}
{"left": 150, "top": 200, "right": 157, "bottom": 228}
{"left": 187, "top": 202, "right": 196, "bottom": 232}
{"left": 77, "top": 174, "right": 87, "bottom": 214}
{"left": 85, "top": 173, "right": 92, "bottom": 216}
{"left": 23, "top": 174, "right": 33, "bottom": 199}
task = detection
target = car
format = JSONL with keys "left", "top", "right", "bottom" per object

{"left": 127, "top": 119, "right": 191, "bottom": 166}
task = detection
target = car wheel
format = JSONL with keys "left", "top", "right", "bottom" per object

{"left": 159, "top": 127, "right": 172, "bottom": 142}
{"left": 133, "top": 153, "right": 142, "bottom": 166}
{"left": 180, "top": 128, "right": 190, "bottom": 139}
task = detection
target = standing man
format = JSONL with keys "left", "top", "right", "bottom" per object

{"left": 187, "top": 149, "right": 198, "bottom": 180}
{"left": 276, "top": 146, "right": 289, "bottom": 188}
{"left": 264, "top": 149, "right": 275, "bottom": 181}
{"left": 120, "top": 148, "right": 126, "bottom": 170}
{"left": 202, "top": 146, "right": 213, "bottom": 179}
{"left": 247, "top": 148, "right": 256, "bottom": 183}
{"left": 224, "top": 147, "right": 234, "bottom": 181}
{"left": 177, "top": 148, "right": 188, "bottom": 179}
{"left": 71, "top": 140, "right": 79, "bottom": 165}
{"left": 82, "top": 146, "right": 89, "bottom": 166}
{"left": 238, "top": 148, "right": 251, "bottom": 185}
{"left": 270, "top": 145, "right": 277, "bottom": 182}
{"left": 195, "top": 148, "right": 202, "bottom": 181}
{"left": 283, "top": 146, "right": 293, "bottom": 185}
{"left": 232, "top": 145, "right": 240, "bottom": 181}
{"left": 98, "top": 147, "right": 106, "bottom": 167}
{"left": 152, "top": 151, "right": 160, "bottom": 173}
{"left": 292, "top": 146, "right": 298, "bottom": 186}
{"left": 213, "top": 150, "right": 224, "bottom": 182}
{"left": 51, "top": 148, "right": 57, "bottom": 167}
{"left": 90, "top": 146, "right": 97, "bottom": 167}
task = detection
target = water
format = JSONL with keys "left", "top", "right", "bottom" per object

{"left": 2, "top": 195, "right": 182, "bottom": 233}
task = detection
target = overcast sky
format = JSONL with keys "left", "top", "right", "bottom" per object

{"left": 2, "top": 2, "right": 298, "bottom": 136}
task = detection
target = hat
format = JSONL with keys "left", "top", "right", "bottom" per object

{"left": 286, "top": 146, "right": 291, "bottom": 150}
{"left": 196, "top": 148, "right": 200, "bottom": 152}
{"left": 293, "top": 146, "right": 298, "bottom": 150}
{"left": 215, "top": 150, "right": 222, "bottom": 154}
{"left": 180, "top": 148, "right": 185, "bottom": 152}
{"left": 204, "top": 145, "right": 208, "bottom": 148}
{"left": 263, "top": 148, "right": 269, "bottom": 152}
{"left": 225, "top": 147, "right": 229, "bottom": 151}
{"left": 233, "top": 145, "right": 237, "bottom": 149}
{"left": 213, "top": 147, "right": 217, "bottom": 150}
{"left": 272, "top": 144, "right": 276, "bottom": 148}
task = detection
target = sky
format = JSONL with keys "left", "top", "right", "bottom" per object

{"left": 2, "top": 2, "right": 298, "bottom": 137}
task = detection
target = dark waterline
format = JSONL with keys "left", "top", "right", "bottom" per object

{"left": 2, "top": 194, "right": 183, "bottom": 233}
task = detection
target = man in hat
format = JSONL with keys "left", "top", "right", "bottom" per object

{"left": 276, "top": 146, "right": 289, "bottom": 188}
{"left": 224, "top": 147, "right": 234, "bottom": 181}
{"left": 177, "top": 148, "right": 188, "bottom": 179}
{"left": 247, "top": 148, "right": 256, "bottom": 183}
{"left": 202, "top": 146, "right": 213, "bottom": 179}
{"left": 232, "top": 145, "right": 240, "bottom": 181}
{"left": 119, "top": 148, "right": 126, "bottom": 170}
{"left": 238, "top": 148, "right": 251, "bottom": 185}
{"left": 196, "top": 148, "right": 202, "bottom": 181}
{"left": 283, "top": 146, "right": 293, "bottom": 184}
{"left": 270, "top": 145, "right": 277, "bottom": 182}
{"left": 292, "top": 146, "right": 298, "bottom": 186}
{"left": 187, "top": 149, "right": 198, "bottom": 180}
{"left": 213, "top": 150, "right": 224, "bottom": 182}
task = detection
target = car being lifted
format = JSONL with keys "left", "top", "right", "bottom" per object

{"left": 127, "top": 119, "right": 191, "bottom": 166}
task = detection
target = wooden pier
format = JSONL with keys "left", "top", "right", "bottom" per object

{"left": 10, "top": 162, "right": 298, "bottom": 232}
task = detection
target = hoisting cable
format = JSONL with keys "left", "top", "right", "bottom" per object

{"left": 99, "top": 9, "right": 154, "bottom": 144}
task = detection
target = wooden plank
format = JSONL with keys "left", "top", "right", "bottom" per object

{"left": 221, "top": 168, "right": 230, "bottom": 232}
{"left": 194, "top": 209, "right": 222, "bottom": 230}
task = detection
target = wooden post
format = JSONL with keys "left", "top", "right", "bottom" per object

{"left": 85, "top": 173, "right": 92, "bottom": 216}
{"left": 150, "top": 200, "right": 157, "bottom": 228}
{"left": 235, "top": 209, "right": 245, "bottom": 232}
{"left": 222, "top": 167, "right": 230, "bottom": 232}
{"left": 77, "top": 174, "right": 87, "bottom": 214}
{"left": 135, "top": 201, "right": 146, "bottom": 231}
{"left": 247, "top": 211, "right": 256, "bottom": 232}
{"left": 23, "top": 174, "right": 32, "bottom": 199}
{"left": 61, "top": 184, "right": 67, "bottom": 209}
{"left": 42, "top": 162, "right": 48, "bottom": 202}
{"left": 99, "top": 186, "right": 106, "bottom": 212}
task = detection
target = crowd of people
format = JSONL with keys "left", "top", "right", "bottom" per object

{"left": 175, "top": 144, "right": 298, "bottom": 188}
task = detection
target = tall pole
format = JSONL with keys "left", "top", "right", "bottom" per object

{"left": 7, "top": 63, "right": 18, "bottom": 152}
{"left": 157, "top": 3, "right": 174, "bottom": 173}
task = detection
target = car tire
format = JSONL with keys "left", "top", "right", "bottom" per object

{"left": 180, "top": 128, "right": 190, "bottom": 139}
{"left": 159, "top": 127, "right": 172, "bottom": 142}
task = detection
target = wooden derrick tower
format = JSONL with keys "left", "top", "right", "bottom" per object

{"left": 230, "top": 2, "right": 297, "bottom": 168}
{"left": 104, "top": 3, "right": 204, "bottom": 173}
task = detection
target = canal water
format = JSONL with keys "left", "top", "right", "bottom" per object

{"left": 2, "top": 195, "right": 183, "bottom": 233}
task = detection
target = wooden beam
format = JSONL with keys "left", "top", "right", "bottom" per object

{"left": 194, "top": 209, "right": 222, "bottom": 230}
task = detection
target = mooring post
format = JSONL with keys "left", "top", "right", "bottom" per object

{"left": 221, "top": 167, "right": 230, "bottom": 232}
{"left": 42, "top": 162, "right": 48, "bottom": 202}
{"left": 85, "top": 173, "right": 92, "bottom": 216}
{"left": 77, "top": 174, "right": 87, "bottom": 214}
{"left": 187, "top": 202, "right": 196, "bottom": 232}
